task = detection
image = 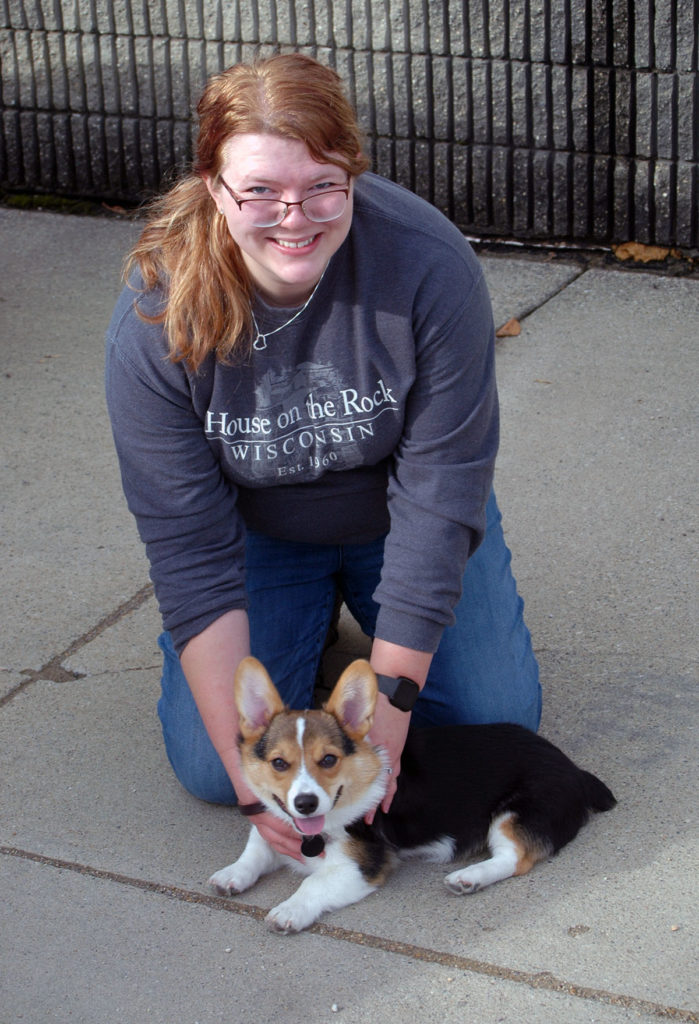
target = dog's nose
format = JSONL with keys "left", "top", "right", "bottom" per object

{"left": 294, "top": 793, "right": 319, "bottom": 815}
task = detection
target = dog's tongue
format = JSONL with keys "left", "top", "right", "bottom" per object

{"left": 294, "top": 815, "right": 325, "bottom": 835}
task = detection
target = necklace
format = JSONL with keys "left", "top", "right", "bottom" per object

{"left": 251, "top": 268, "right": 327, "bottom": 351}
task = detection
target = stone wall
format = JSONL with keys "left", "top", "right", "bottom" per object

{"left": 1, "top": 0, "right": 697, "bottom": 247}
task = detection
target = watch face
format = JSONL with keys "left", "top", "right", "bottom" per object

{"left": 377, "top": 673, "right": 419, "bottom": 710}
{"left": 394, "top": 677, "right": 419, "bottom": 710}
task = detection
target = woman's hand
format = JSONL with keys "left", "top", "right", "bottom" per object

{"left": 366, "top": 637, "right": 433, "bottom": 822}
{"left": 365, "top": 693, "right": 412, "bottom": 821}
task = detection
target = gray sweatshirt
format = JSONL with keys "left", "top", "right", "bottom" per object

{"left": 105, "top": 172, "right": 498, "bottom": 655}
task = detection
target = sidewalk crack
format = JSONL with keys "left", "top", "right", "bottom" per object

{"left": 2, "top": 845, "right": 697, "bottom": 1023}
{"left": 498, "top": 265, "right": 590, "bottom": 332}
{"left": 0, "top": 582, "right": 154, "bottom": 707}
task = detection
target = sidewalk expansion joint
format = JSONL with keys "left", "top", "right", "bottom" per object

{"left": 2, "top": 844, "right": 696, "bottom": 1023}
{"left": 0, "top": 582, "right": 154, "bottom": 708}
{"left": 498, "top": 265, "right": 589, "bottom": 334}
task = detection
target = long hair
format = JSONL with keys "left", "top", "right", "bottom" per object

{"left": 125, "top": 54, "right": 370, "bottom": 370}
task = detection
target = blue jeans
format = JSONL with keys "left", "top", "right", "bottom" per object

{"left": 157, "top": 491, "right": 541, "bottom": 803}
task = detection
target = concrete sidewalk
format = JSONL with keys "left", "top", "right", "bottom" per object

{"left": 1, "top": 206, "right": 696, "bottom": 1024}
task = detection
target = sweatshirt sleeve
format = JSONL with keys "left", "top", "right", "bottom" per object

{"left": 372, "top": 266, "right": 498, "bottom": 653}
{"left": 105, "top": 288, "right": 247, "bottom": 654}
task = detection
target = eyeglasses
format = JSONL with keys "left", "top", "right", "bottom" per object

{"left": 219, "top": 177, "right": 351, "bottom": 227}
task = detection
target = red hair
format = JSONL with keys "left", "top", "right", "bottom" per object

{"left": 196, "top": 54, "right": 369, "bottom": 181}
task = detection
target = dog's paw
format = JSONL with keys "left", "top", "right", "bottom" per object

{"left": 265, "top": 897, "right": 317, "bottom": 934}
{"left": 208, "top": 862, "right": 257, "bottom": 896}
{"left": 444, "top": 868, "right": 482, "bottom": 895}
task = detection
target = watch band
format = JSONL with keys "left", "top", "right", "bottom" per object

{"left": 375, "top": 673, "right": 420, "bottom": 711}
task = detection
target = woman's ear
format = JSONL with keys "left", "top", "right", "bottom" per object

{"left": 202, "top": 173, "right": 221, "bottom": 208}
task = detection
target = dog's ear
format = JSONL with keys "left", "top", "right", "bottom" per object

{"left": 234, "top": 657, "right": 285, "bottom": 739}
{"left": 325, "top": 659, "right": 378, "bottom": 740}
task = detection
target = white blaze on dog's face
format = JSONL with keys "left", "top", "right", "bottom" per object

{"left": 234, "top": 658, "right": 386, "bottom": 836}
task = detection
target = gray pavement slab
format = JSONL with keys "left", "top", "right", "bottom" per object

{"left": 3, "top": 855, "right": 671, "bottom": 1024}
{"left": 1, "top": 207, "right": 143, "bottom": 676}
{"left": 1, "top": 644, "right": 694, "bottom": 1012}
{"left": 1, "top": 207, "right": 697, "bottom": 1023}
{"left": 493, "top": 266, "right": 697, "bottom": 665}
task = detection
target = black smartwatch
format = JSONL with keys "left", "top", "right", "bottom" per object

{"left": 375, "top": 673, "right": 420, "bottom": 711}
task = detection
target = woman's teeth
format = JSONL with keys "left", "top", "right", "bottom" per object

{"left": 276, "top": 236, "right": 316, "bottom": 249}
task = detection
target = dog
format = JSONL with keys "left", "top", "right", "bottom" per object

{"left": 209, "top": 657, "right": 616, "bottom": 933}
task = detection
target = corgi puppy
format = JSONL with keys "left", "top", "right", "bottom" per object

{"left": 209, "top": 657, "right": 616, "bottom": 933}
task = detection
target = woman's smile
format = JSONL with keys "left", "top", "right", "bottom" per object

{"left": 274, "top": 235, "right": 320, "bottom": 250}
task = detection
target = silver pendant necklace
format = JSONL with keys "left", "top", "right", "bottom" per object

{"left": 251, "top": 268, "right": 327, "bottom": 351}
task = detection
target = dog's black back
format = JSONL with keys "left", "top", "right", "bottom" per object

{"left": 352, "top": 723, "right": 616, "bottom": 861}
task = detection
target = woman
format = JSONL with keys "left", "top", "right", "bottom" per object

{"left": 106, "top": 53, "right": 541, "bottom": 860}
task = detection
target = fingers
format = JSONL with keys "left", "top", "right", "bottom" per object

{"left": 381, "top": 781, "right": 397, "bottom": 814}
{"left": 380, "top": 763, "right": 399, "bottom": 813}
{"left": 250, "top": 812, "right": 305, "bottom": 862}
{"left": 364, "top": 760, "right": 399, "bottom": 824}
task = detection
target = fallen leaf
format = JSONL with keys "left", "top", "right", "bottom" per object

{"left": 612, "top": 241, "right": 672, "bottom": 263}
{"left": 496, "top": 317, "right": 521, "bottom": 338}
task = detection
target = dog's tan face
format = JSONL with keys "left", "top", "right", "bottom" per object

{"left": 234, "top": 658, "right": 387, "bottom": 835}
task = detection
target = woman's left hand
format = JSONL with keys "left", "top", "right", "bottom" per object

{"left": 365, "top": 638, "right": 432, "bottom": 822}
{"left": 364, "top": 692, "right": 412, "bottom": 821}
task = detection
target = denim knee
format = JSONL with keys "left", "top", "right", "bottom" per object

{"left": 172, "top": 758, "right": 237, "bottom": 805}
{"left": 161, "top": 734, "right": 238, "bottom": 805}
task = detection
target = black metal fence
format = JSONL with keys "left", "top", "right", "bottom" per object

{"left": 1, "top": 0, "right": 697, "bottom": 248}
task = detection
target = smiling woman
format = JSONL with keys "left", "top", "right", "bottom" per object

{"left": 105, "top": 52, "right": 541, "bottom": 867}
